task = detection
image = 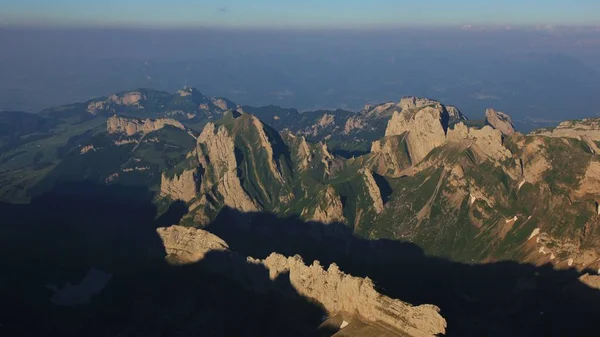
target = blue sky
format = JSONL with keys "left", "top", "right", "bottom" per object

{"left": 1, "top": 0, "right": 599, "bottom": 28}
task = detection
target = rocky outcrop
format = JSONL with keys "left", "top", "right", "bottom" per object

{"left": 531, "top": 118, "right": 600, "bottom": 141}
{"left": 250, "top": 116, "right": 284, "bottom": 182}
{"left": 302, "top": 186, "right": 345, "bottom": 224}
{"left": 343, "top": 116, "right": 366, "bottom": 134}
{"left": 576, "top": 160, "right": 600, "bottom": 198}
{"left": 281, "top": 131, "right": 312, "bottom": 171}
{"left": 516, "top": 137, "right": 552, "bottom": 185}
{"left": 107, "top": 116, "right": 185, "bottom": 136}
{"left": 318, "top": 142, "right": 335, "bottom": 176}
{"left": 446, "top": 105, "right": 466, "bottom": 121}
{"left": 361, "top": 101, "right": 397, "bottom": 118}
{"left": 307, "top": 114, "right": 336, "bottom": 137}
{"left": 87, "top": 92, "right": 145, "bottom": 114}
{"left": 196, "top": 123, "right": 259, "bottom": 213}
{"left": 370, "top": 135, "right": 412, "bottom": 177}
{"left": 210, "top": 98, "right": 229, "bottom": 111}
{"left": 160, "top": 169, "right": 198, "bottom": 203}
{"left": 361, "top": 169, "right": 384, "bottom": 213}
{"left": 531, "top": 118, "right": 600, "bottom": 154}
{"left": 157, "top": 226, "right": 446, "bottom": 337}
{"left": 447, "top": 122, "right": 511, "bottom": 162}
{"left": 485, "top": 108, "right": 515, "bottom": 136}
{"left": 80, "top": 145, "right": 96, "bottom": 154}
{"left": 157, "top": 226, "right": 229, "bottom": 262}
{"left": 385, "top": 104, "right": 448, "bottom": 164}
{"left": 296, "top": 135, "right": 312, "bottom": 171}
{"left": 398, "top": 96, "right": 439, "bottom": 111}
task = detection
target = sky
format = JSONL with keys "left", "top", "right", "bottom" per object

{"left": 1, "top": 0, "right": 600, "bottom": 28}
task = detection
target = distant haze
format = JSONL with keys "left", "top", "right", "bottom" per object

{"left": 1, "top": 26, "right": 600, "bottom": 131}
{"left": 2, "top": 0, "right": 600, "bottom": 28}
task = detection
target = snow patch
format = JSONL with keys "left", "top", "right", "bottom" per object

{"left": 469, "top": 194, "right": 476, "bottom": 206}
{"left": 340, "top": 321, "right": 349, "bottom": 329}
{"left": 528, "top": 228, "right": 540, "bottom": 240}
{"left": 505, "top": 216, "right": 518, "bottom": 223}
{"left": 567, "top": 258, "right": 574, "bottom": 267}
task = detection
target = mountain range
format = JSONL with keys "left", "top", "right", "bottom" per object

{"left": 2, "top": 87, "right": 600, "bottom": 336}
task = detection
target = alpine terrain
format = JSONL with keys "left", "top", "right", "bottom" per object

{"left": 2, "top": 87, "right": 600, "bottom": 337}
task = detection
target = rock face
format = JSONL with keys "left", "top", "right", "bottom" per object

{"left": 385, "top": 104, "right": 449, "bottom": 164}
{"left": 80, "top": 145, "right": 96, "bottom": 154}
{"left": 361, "top": 169, "right": 384, "bottom": 213}
{"left": 157, "top": 225, "right": 446, "bottom": 337}
{"left": 251, "top": 116, "right": 284, "bottom": 183}
{"left": 107, "top": 116, "right": 185, "bottom": 136}
{"left": 157, "top": 226, "right": 229, "bottom": 262}
{"left": 530, "top": 118, "right": 600, "bottom": 154}
{"left": 576, "top": 160, "right": 600, "bottom": 198}
{"left": 370, "top": 135, "right": 412, "bottom": 177}
{"left": 196, "top": 122, "right": 259, "bottom": 213}
{"left": 302, "top": 186, "right": 345, "bottom": 224}
{"left": 447, "top": 122, "right": 511, "bottom": 162}
{"left": 160, "top": 169, "right": 198, "bottom": 203}
{"left": 398, "top": 96, "right": 439, "bottom": 111}
{"left": 485, "top": 108, "right": 515, "bottom": 136}
{"left": 87, "top": 92, "right": 145, "bottom": 114}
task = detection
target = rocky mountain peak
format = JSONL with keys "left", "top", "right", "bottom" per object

{"left": 485, "top": 108, "right": 515, "bottom": 136}
{"left": 385, "top": 103, "right": 449, "bottom": 164}
{"left": 106, "top": 115, "right": 186, "bottom": 136}
{"left": 87, "top": 91, "right": 145, "bottom": 115}
{"left": 398, "top": 96, "right": 441, "bottom": 111}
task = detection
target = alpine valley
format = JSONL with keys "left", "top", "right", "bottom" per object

{"left": 3, "top": 87, "right": 600, "bottom": 337}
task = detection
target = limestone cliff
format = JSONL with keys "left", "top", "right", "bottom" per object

{"left": 107, "top": 116, "right": 185, "bottom": 136}
{"left": 485, "top": 108, "right": 515, "bottom": 136}
{"left": 531, "top": 118, "right": 600, "bottom": 153}
{"left": 250, "top": 116, "right": 284, "bottom": 183}
{"left": 398, "top": 96, "right": 439, "bottom": 111}
{"left": 369, "top": 135, "right": 412, "bottom": 177}
{"left": 157, "top": 225, "right": 446, "bottom": 337}
{"left": 196, "top": 122, "right": 259, "bottom": 213}
{"left": 361, "top": 169, "right": 384, "bottom": 213}
{"left": 160, "top": 169, "right": 199, "bottom": 203}
{"left": 385, "top": 104, "right": 449, "bottom": 164}
{"left": 302, "top": 186, "right": 345, "bottom": 224}
{"left": 447, "top": 122, "right": 511, "bottom": 162}
{"left": 531, "top": 118, "right": 600, "bottom": 141}
{"left": 157, "top": 226, "right": 229, "bottom": 262}
{"left": 87, "top": 92, "right": 145, "bottom": 115}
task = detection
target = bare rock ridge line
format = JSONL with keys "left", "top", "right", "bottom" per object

{"left": 160, "top": 169, "right": 199, "bottom": 203}
{"left": 531, "top": 118, "right": 600, "bottom": 141}
{"left": 485, "top": 108, "right": 515, "bottom": 136}
{"left": 384, "top": 98, "right": 457, "bottom": 164}
{"left": 157, "top": 225, "right": 447, "bottom": 337}
{"left": 361, "top": 168, "right": 384, "bottom": 214}
{"left": 107, "top": 115, "right": 186, "bottom": 136}
{"left": 301, "top": 185, "right": 346, "bottom": 224}
{"left": 376, "top": 98, "right": 508, "bottom": 175}
{"left": 88, "top": 92, "right": 145, "bottom": 115}
{"left": 151, "top": 91, "right": 600, "bottom": 269}
{"left": 196, "top": 122, "right": 260, "bottom": 214}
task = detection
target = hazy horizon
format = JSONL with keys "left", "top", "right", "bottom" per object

{"left": 2, "top": 0, "right": 600, "bottom": 28}
{"left": 2, "top": 10, "right": 600, "bottom": 131}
